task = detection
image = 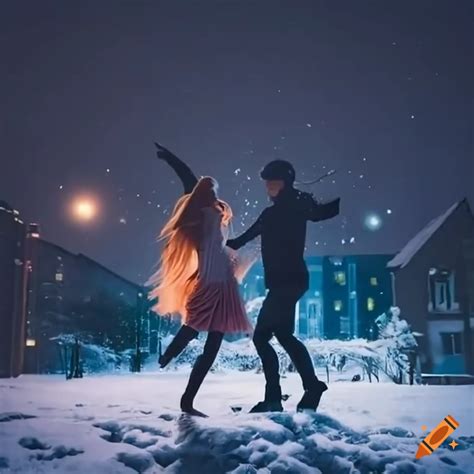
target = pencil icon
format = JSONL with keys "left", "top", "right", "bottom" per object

{"left": 416, "top": 415, "right": 459, "bottom": 459}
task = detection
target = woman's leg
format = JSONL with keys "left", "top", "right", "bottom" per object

{"left": 180, "top": 331, "right": 224, "bottom": 417}
{"left": 159, "top": 325, "right": 199, "bottom": 368}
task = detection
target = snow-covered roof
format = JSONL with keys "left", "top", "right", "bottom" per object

{"left": 387, "top": 200, "right": 464, "bottom": 269}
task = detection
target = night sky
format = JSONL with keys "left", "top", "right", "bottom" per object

{"left": 1, "top": 1, "right": 472, "bottom": 284}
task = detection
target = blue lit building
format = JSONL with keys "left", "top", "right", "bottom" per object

{"left": 241, "top": 254, "right": 394, "bottom": 341}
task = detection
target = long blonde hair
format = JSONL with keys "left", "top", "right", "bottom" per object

{"left": 148, "top": 177, "right": 232, "bottom": 318}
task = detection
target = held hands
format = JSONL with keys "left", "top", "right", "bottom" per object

{"left": 226, "top": 239, "right": 239, "bottom": 250}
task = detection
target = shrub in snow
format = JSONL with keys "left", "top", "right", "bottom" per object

{"left": 373, "top": 306, "right": 418, "bottom": 384}
{"left": 51, "top": 333, "right": 124, "bottom": 374}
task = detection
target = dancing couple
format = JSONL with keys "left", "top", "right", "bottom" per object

{"left": 148, "top": 144, "right": 340, "bottom": 417}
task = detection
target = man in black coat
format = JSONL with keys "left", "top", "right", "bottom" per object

{"left": 227, "top": 160, "right": 340, "bottom": 412}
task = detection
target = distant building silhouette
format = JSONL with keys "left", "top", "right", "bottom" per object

{"left": 0, "top": 201, "right": 153, "bottom": 376}
{"left": 0, "top": 201, "right": 28, "bottom": 377}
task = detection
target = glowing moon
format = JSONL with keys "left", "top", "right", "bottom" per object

{"left": 364, "top": 213, "right": 382, "bottom": 231}
{"left": 72, "top": 197, "right": 98, "bottom": 222}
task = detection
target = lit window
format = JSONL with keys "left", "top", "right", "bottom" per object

{"left": 26, "top": 339, "right": 36, "bottom": 347}
{"left": 55, "top": 273, "right": 63, "bottom": 282}
{"left": 370, "top": 277, "right": 378, "bottom": 286}
{"left": 428, "top": 268, "right": 459, "bottom": 312}
{"left": 367, "top": 297, "right": 375, "bottom": 311}
{"left": 334, "top": 272, "right": 346, "bottom": 286}
{"left": 334, "top": 300, "right": 343, "bottom": 312}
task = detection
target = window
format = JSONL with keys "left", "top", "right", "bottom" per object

{"left": 334, "top": 271, "right": 346, "bottom": 286}
{"left": 428, "top": 269, "right": 459, "bottom": 312}
{"left": 307, "top": 303, "right": 318, "bottom": 337}
{"left": 370, "top": 277, "right": 378, "bottom": 286}
{"left": 367, "top": 297, "right": 375, "bottom": 311}
{"left": 441, "top": 333, "right": 463, "bottom": 355}
{"left": 340, "top": 316, "right": 350, "bottom": 335}
{"left": 334, "top": 300, "right": 343, "bottom": 312}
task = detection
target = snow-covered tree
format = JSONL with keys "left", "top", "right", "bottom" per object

{"left": 374, "top": 306, "right": 418, "bottom": 384}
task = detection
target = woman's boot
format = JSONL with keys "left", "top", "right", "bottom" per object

{"left": 159, "top": 325, "right": 198, "bottom": 368}
{"left": 180, "top": 332, "right": 223, "bottom": 417}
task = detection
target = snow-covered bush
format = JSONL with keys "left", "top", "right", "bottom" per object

{"left": 373, "top": 306, "right": 418, "bottom": 384}
{"left": 51, "top": 334, "right": 124, "bottom": 373}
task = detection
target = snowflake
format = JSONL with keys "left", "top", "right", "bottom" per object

{"left": 119, "top": 218, "right": 127, "bottom": 224}
{"left": 234, "top": 168, "right": 241, "bottom": 175}
{"left": 306, "top": 123, "right": 312, "bottom": 128}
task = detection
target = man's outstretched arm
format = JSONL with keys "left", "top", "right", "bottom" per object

{"left": 155, "top": 143, "right": 198, "bottom": 194}
{"left": 227, "top": 211, "right": 265, "bottom": 250}
{"left": 305, "top": 195, "right": 341, "bottom": 222}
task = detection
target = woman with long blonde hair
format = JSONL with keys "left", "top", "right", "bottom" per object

{"left": 149, "top": 146, "right": 253, "bottom": 416}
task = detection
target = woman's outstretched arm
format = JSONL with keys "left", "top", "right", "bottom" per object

{"left": 155, "top": 143, "right": 198, "bottom": 194}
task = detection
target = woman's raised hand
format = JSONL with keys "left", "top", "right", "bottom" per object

{"left": 154, "top": 142, "right": 176, "bottom": 161}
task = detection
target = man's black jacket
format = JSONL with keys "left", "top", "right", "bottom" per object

{"left": 227, "top": 187, "right": 340, "bottom": 291}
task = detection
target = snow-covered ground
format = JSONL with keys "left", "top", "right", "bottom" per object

{"left": 0, "top": 371, "right": 473, "bottom": 473}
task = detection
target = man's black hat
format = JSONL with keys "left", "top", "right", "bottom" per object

{"left": 260, "top": 160, "right": 296, "bottom": 184}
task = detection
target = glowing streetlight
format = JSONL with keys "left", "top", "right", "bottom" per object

{"left": 364, "top": 213, "right": 382, "bottom": 231}
{"left": 71, "top": 197, "right": 98, "bottom": 222}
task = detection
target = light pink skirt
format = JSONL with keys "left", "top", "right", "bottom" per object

{"left": 185, "top": 277, "right": 252, "bottom": 334}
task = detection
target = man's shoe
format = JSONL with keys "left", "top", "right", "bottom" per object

{"left": 249, "top": 400, "right": 283, "bottom": 413}
{"left": 296, "top": 381, "right": 328, "bottom": 412}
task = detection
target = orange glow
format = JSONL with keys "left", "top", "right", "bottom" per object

{"left": 71, "top": 196, "right": 98, "bottom": 222}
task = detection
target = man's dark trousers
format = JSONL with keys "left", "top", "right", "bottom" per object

{"left": 253, "top": 286, "right": 320, "bottom": 402}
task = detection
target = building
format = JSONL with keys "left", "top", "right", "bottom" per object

{"left": 241, "top": 254, "right": 394, "bottom": 340}
{"left": 0, "top": 202, "right": 152, "bottom": 376}
{"left": 24, "top": 233, "right": 151, "bottom": 373}
{"left": 308, "top": 255, "right": 393, "bottom": 340}
{"left": 0, "top": 201, "right": 28, "bottom": 377}
{"left": 388, "top": 198, "right": 474, "bottom": 375}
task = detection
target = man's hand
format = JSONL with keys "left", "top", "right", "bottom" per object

{"left": 226, "top": 239, "right": 239, "bottom": 250}
{"left": 154, "top": 142, "right": 175, "bottom": 161}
